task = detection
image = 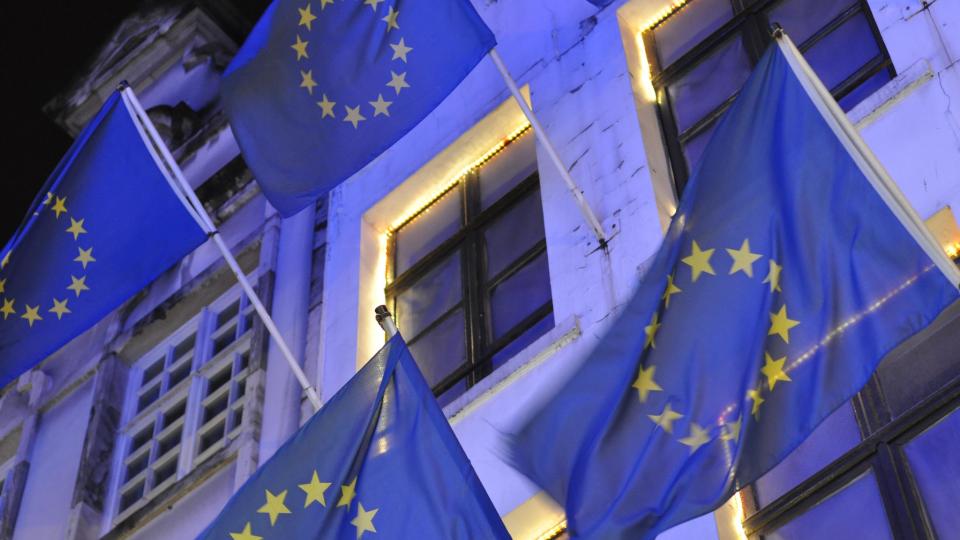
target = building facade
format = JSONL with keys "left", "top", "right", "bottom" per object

{"left": 1, "top": 0, "right": 958, "bottom": 539}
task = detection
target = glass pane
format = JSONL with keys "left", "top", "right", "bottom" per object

{"left": 754, "top": 402, "right": 860, "bottom": 507}
{"left": 395, "top": 253, "right": 462, "bottom": 339}
{"left": 837, "top": 68, "right": 891, "bottom": 111}
{"left": 483, "top": 189, "right": 546, "bottom": 278}
{"left": 216, "top": 300, "right": 240, "bottom": 329}
{"left": 173, "top": 333, "right": 196, "bottom": 361}
{"left": 394, "top": 186, "right": 462, "bottom": 275}
{"left": 407, "top": 309, "right": 466, "bottom": 389}
{"left": 653, "top": 0, "right": 733, "bottom": 68}
{"left": 491, "top": 311, "right": 554, "bottom": 370}
{"left": 766, "top": 0, "right": 858, "bottom": 45}
{"left": 125, "top": 452, "right": 148, "bottom": 481}
{"left": 161, "top": 400, "right": 186, "bottom": 429}
{"left": 490, "top": 252, "right": 552, "bottom": 340}
{"left": 480, "top": 132, "right": 537, "bottom": 209}
{"left": 667, "top": 36, "right": 751, "bottom": 134}
{"left": 212, "top": 325, "right": 238, "bottom": 356}
{"left": 767, "top": 471, "right": 892, "bottom": 540}
{"left": 903, "top": 406, "right": 960, "bottom": 537}
{"left": 142, "top": 358, "right": 164, "bottom": 387}
{"left": 877, "top": 302, "right": 960, "bottom": 417}
{"left": 804, "top": 12, "right": 880, "bottom": 92}
{"left": 682, "top": 120, "right": 718, "bottom": 176}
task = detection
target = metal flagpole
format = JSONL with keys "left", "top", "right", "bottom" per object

{"left": 773, "top": 28, "right": 960, "bottom": 288}
{"left": 488, "top": 48, "right": 608, "bottom": 248}
{"left": 120, "top": 86, "right": 323, "bottom": 411}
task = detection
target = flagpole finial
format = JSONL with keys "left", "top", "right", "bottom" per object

{"left": 116, "top": 80, "right": 130, "bottom": 91}
{"left": 770, "top": 23, "right": 784, "bottom": 40}
{"left": 375, "top": 305, "right": 399, "bottom": 337}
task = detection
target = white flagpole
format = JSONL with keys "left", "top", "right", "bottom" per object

{"left": 488, "top": 48, "right": 608, "bottom": 248}
{"left": 120, "top": 86, "right": 323, "bottom": 411}
{"left": 773, "top": 29, "right": 960, "bottom": 287}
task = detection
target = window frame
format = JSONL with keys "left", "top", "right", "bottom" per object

{"left": 643, "top": 0, "right": 895, "bottom": 196}
{"left": 385, "top": 133, "right": 552, "bottom": 400}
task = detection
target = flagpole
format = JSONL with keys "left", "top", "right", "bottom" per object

{"left": 772, "top": 29, "right": 960, "bottom": 288}
{"left": 375, "top": 305, "right": 398, "bottom": 338}
{"left": 488, "top": 48, "right": 608, "bottom": 248}
{"left": 120, "top": 87, "right": 323, "bottom": 411}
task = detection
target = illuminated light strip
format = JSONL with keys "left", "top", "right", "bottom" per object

{"left": 946, "top": 241, "right": 960, "bottom": 260}
{"left": 535, "top": 520, "right": 568, "bottom": 540}
{"left": 386, "top": 123, "right": 533, "bottom": 235}
{"left": 640, "top": 0, "right": 692, "bottom": 34}
{"left": 730, "top": 492, "right": 749, "bottom": 540}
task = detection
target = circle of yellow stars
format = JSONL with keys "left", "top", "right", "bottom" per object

{"left": 630, "top": 236, "right": 798, "bottom": 457}
{"left": 0, "top": 192, "right": 94, "bottom": 329}
{"left": 293, "top": 1, "right": 413, "bottom": 130}
{"left": 230, "top": 472, "right": 379, "bottom": 539}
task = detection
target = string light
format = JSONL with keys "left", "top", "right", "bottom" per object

{"left": 386, "top": 123, "right": 533, "bottom": 235}
{"left": 535, "top": 520, "right": 568, "bottom": 540}
{"left": 641, "top": 0, "right": 693, "bottom": 34}
{"left": 946, "top": 241, "right": 960, "bottom": 260}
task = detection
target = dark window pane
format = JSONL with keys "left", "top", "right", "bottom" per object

{"left": 653, "top": 0, "right": 733, "bottom": 68}
{"left": 804, "top": 13, "right": 881, "bottom": 92}
{"left": 157, "top": 427, "right": 181, "bottom": 457}
{"left": 483, "top": 189, "right": 545, "bottom": 278}
{"left": 131, "top": 424, "right": 154, "bottom": 453}
{"left": 161, "top": 400, "right": 186, "bottom": 430}
{"left": 667, "top": 36, "right": 751, "bottom": 134}
{"left": 396, "top": 253, "right": 462, "bottom": 339}
{"left": 153, "top": 458, "right": 177, "bottom": 486}
{"left": 766, "top": 0, "right": 858, "bottom": 45}
{"left": 480, "top": 133, "right": 537, "bottom": 209}
{"left": 207, "top": 365, "right": 232, "bottom": 396}
{"left": 173, "top": 333, "right": 196, "bottom": 361}
{"left": 168, "top": 360, "right": 191, "bottom": 388}
{"left": 903, "top": 406, "right": 960, "bottom": 537}
{"left": 682, "top": 120, "right": 718, "bottom": 175}
{"left": 395, "top": 187, "right": 462, "bottom": 275}
{"left": 754, "top": 402, "right": 860, "bottom": 507}
{"left": 137, "top": 384, "right": 161, "bottom": 413}
{"left": 407, "top": 309, "right": 466, "bottom": 389}
{"left": 216, "top": 300, "right": 240, "bottom": 329}
{"left": 120, "top": 481, "right": 145, "bottom": 513}
{"left": 491, "top": 311, "right": 554, "bottom": 370}
{"left": 125, "top": 453, "right": 149, "bottom": 482}
{"left": 142, "top": 358, "right": 164, "bottom": 387}
{"left": 199, "top": 421, "right": 225, "bottom": 453}
{"left": 212, "top": 325, "right": 238, "bottom": 356}
{"left": 766, "top": 471, "right": 892, "bottom": 540}
{"left": 490, "top": 252, "right": 552, "bottom": 340}
{"left": 837, "top": 68, "right": 891, "bottom": 111}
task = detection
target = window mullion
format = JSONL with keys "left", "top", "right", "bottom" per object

{"left": 462, "top": 171, "right": 488, "bottom": 386}
{"left": 178, "top": 311, "right": 211, "bottom": 478}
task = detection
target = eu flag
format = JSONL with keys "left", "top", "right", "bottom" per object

{"left": 221, "top": 0, "right": 496, "bottom": 216}
{"left": 509, "top": 44, "right": 960, "bottom": 537}
{"left": 0, "top": 92, "right": 207, "bottom": 389}
{"left": 198, "top": 334, "right": 509, "bottom": 540}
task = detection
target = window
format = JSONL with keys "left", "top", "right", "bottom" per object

{"left": 385, "top": 128, "right": 553, "bottom": 406}
{"left": 109, "top": 284, "right": 259, "bottom": 523}
{"left": 741, "top": 300, "right": 960, "bottom": 538}
{"left": 643, "top": 0, "right": 894, "bottom": 194}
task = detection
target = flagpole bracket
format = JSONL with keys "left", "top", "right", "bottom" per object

{"left": 375, "top": 305, "right": 399, "bottom": 338}
{"left": 770, "top": 23, "right": 784, "bottom": 39}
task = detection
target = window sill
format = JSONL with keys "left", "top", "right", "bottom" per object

{"left": 850, "top": 59, "right": 935, "bottom": 129}
{"left": 444, "top": 315, "right": 581, "bottom": 424}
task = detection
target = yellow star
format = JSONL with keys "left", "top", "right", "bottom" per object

{"left": 662, "top": 274, "right": 681, "bottom": 308}
{"left": 769, "top": 304, "right": 799, "bottom": 343}
{"left": 747, "top": 388, "right": 765, "bottom": 418}
{"left": 390, "top": 37, "right": 412, "bottom": 62}
{"left": 369, "top": 94, "right": 392, "bottom": 117}
{"left": 230, "top": 523, "right": 262, "bottom": 540}
{"left": 257, "top": 489, "right": 291, "bottom": 526}
{"left": 299, "top": 470, "right": 331, "bottom": 508}
{"left": 0, "top": 278, "right": 5, "bottom": 295}
{"left": 67, "top": 275, "right": 89, "bottom": 297}
{"left": 66, "top": 218, "right": 87, "bottom": 240}
{"left": 298, "top": 4, "right": 317, "bottom": 31}
{"left": 21, "top": 305, "right": 42, "bottom": 327}
{"left": 74, "top": 247, "right": 96, "bottom": 269}
{"left": 726, "top": 239, "right": 762, "bottom": 278}
{"left": 648, "top": 403, "right": 683, "bottom": 433}
{"left": 51, "top": 196, "right": 68, "bottom": 219}
{"left": 337, "top": 477, "right": 357, "bottom": 508}
{"left": 763, "top": 259, "right": 782, "bottom": 292}
{"left": 721, "top": 416, "right": 742, "bottom": 442}
{"left": 351, "top": 503, "right": 379, "bottom": 539}
{"left": 343, "top": 105, "right": 366, "bottom": 129}
{"left": 632, "top": 365, "right": 662, "bottom": 403}
{"left": 300, "top": 70, "right": 317, "bottom": 95}
{"left": 681, "top": 240, "right": 715, "bottom": 282}
{"left": 761, "top": 352, "right": 791, "bottom": 391}
{"left": 1, "top": 298, "right": 15, "bottom": 319}
{"left": 49, "top": 298, "right": 71, "bottom": 320}
{"left": 317, "top": 94, "right": 336, "bottom": 118}
{"left": 381, "top": 6, "right": 399, "bottom": 30}
{"left": 319, "top": 0, "right": 334, "bottom": 9}
{"left": 643, "top": 312, "right": 660, "bottom": 349}
{"left": 363, "top": 0, "right": 384, "bottom": 11}
{"left": 291, "top": 35, "right": 309, "bottom": 60}
{"left": 386, "top": 71, "right": 409, "bottom": 95}
{"left": 678, "top": 422, "right": 711, "bottom": 453}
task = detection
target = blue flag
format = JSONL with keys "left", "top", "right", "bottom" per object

{"left": 0, "top": 92, "right": 207, "bottom": 389}
{"left": 198, "top": 334, "right": 509, "bottom": 540}
{"left": 221, "top": 0, "right": 496, "bottom": 216}
{"left": 509, "top": 44, "right": 960, "bottom": 538}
